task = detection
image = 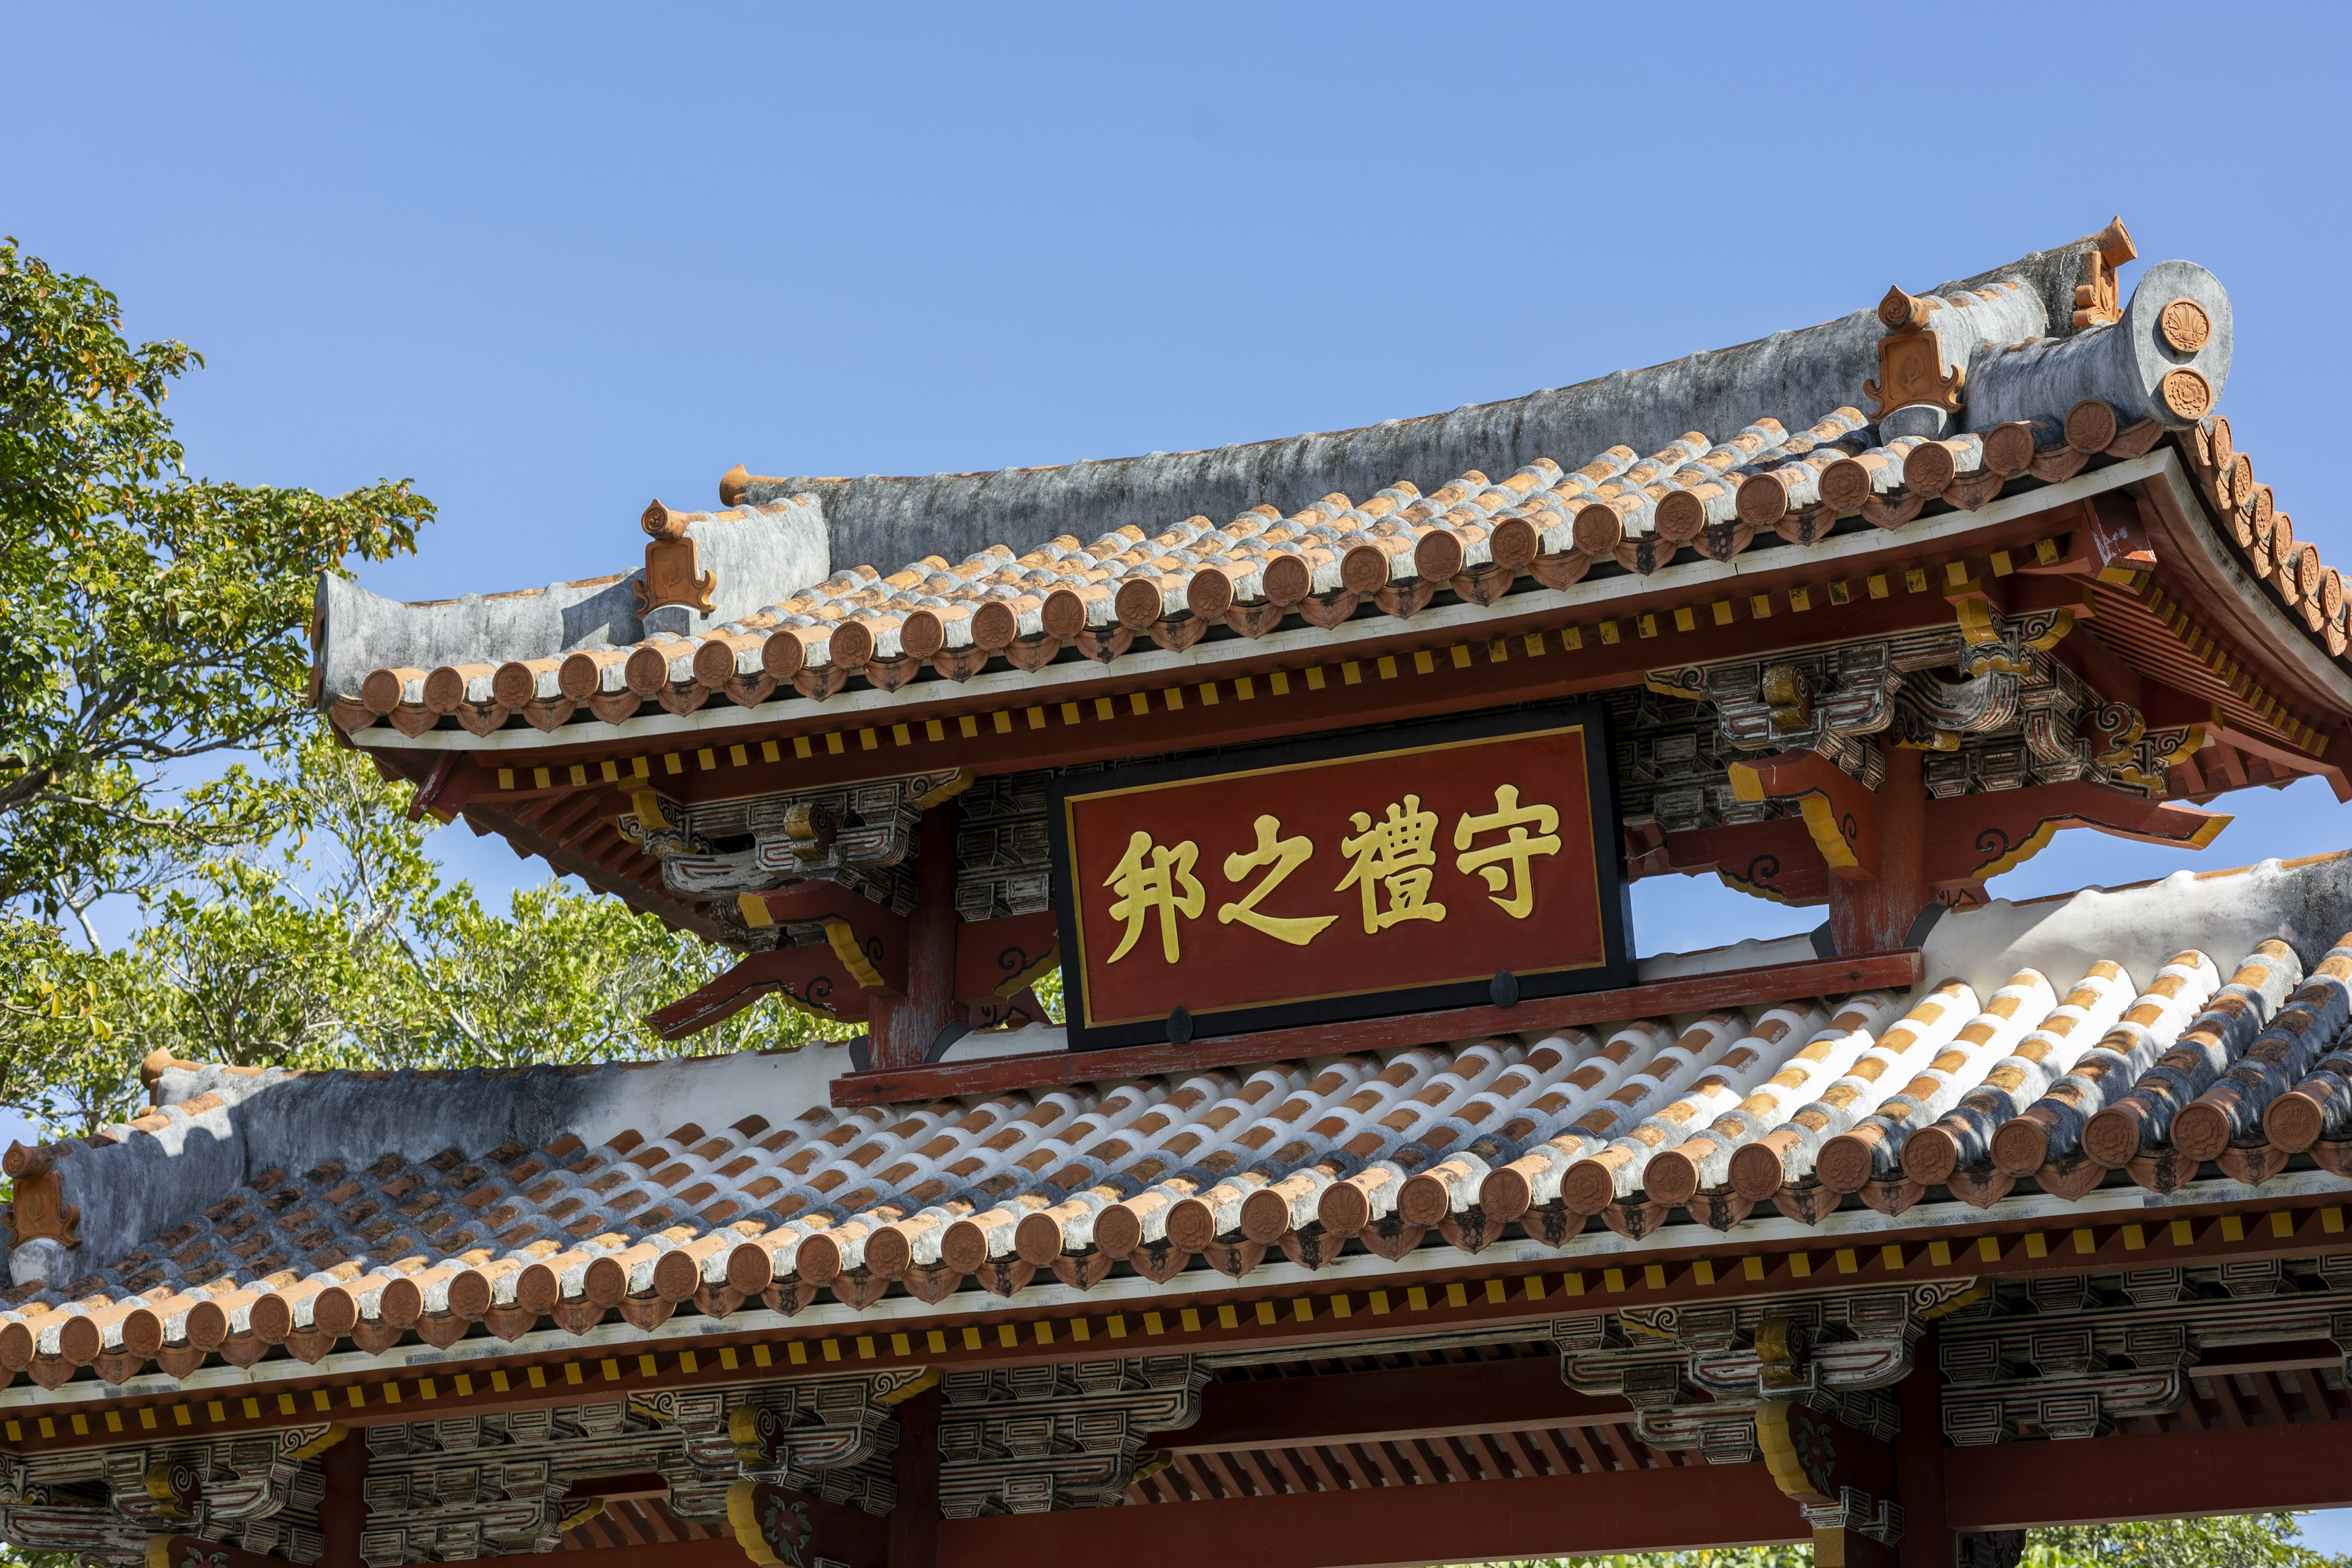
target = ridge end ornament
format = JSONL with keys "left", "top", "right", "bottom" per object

{"left": 1866, "top": 285, "right": 1965, "bottom": 421}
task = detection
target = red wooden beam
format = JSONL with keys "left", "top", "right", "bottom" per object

{"left": 1166, "top": 1359, "right": 1631, "bottom": 1452}
{"left": 938, "top": 1461, "right": 1805, "bottom": 1568}
{"left": 644, "top": 944, "right": 872, "bottom": 1039}
{"left": 1924, "top": 780, "right": 2231, "bottom": 890}
{"left": 751, "top": 883, "right": 917, "bottom": 997}
{"left": 1944, "top": 1420, "right": 2352, "bottom": 1530}
{"left": 565, "top": 1472, "right": 672, "bottom": 1502}
{"left": 1896, "top": 1338, "right": 1953, "bottom": 1568}
{"left": 872, "top": 802, "right": 960, "bottom": 1069}
{"left": 1728, "top": 749, "right": 1879, "bottom": 881}
{"left": 892, "top": 1387, "right": 943, "bottom": 1568}
{"left": 318, "top": 1425, "right": 368, "bottom": 1568}
{"left": 832, "top": 949, "right": 1923, "bottom": 1106}
{"left": 407, "top": 567, "right": 1991, "bottom": 796}
{"left": 1653, "top": 817, "right": 1832, "bottom": 906}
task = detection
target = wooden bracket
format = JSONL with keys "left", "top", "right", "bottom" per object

{"left": 1657, "top": 818, "right": 1833, "bottom": 907}
{"left": 1756, "top": 1396, "right": 1901, "bottom": 1568}
{"left": 402, "top": 754, "right": 464, "bottom": 823}
{"left": 145, "top": 1536, "right": 302, "bottom": 1568}
{"left": 964, "top": 986, "right": 1049, "bottom": 1033}
{"left": 2083, "top": 490, "right": 2159, "bottom": 581}
{"left": 2013, "top": 493, "right": 2157, "bottom": 584}
{"left": 952, "top": 910, "right": 1059, "bottom": 1011}
{"left": 741, "top": 884, "right": 913, "bottom": 997}
{"left": 726, "top": 1478, "right": 886, "bottom": 1568}
{"left": 1923, "top": 780, "right": 2230, "bottom": 890}
{"left": 643, "top": 945, "right": 873, "bottom": 1040}
{"left": 1728, "top": 751, "right": 1880, "bottom": 882}
{"left": 2198, "top": 714, "right": 2352, "bottom": 801}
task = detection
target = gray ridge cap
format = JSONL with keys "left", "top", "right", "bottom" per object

{"left": 736, "top": 235, "right": 2101, "bottom": 577}
{"left": 314, "top": 232, "right": 2112, "bottom": 708}
{"left": 315, "top": 495, "right": 831, "bottom": 707}
{"left": 36, "top": 1046, "right": 850, "bottom": 1295}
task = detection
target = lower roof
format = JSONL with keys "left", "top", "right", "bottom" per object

{"left": 7, "top": 851, "right": 2352, "bottom": 1404}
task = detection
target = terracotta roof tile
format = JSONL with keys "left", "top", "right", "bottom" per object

{"left": 335, "top": 391, "right": 2342, "bottom": 745}
{"left": 21, "top": 860, "right": 2352, "bottom": 1392}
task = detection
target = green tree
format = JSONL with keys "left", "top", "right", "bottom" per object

{"left": 1453, "top": 1515, "right": 2351, "bottom": 1567}
{"left": 0, "top": 239, "right": 854, "bottom": 1137}
{"left": 1, "top": 733, "right": 850, "bottom": 1137}
{"left": 2024, "top": 1514, "right": 2351, "bottom": 1568}
{"left": 0, "top": 237, "right": 431, "bottom": 926}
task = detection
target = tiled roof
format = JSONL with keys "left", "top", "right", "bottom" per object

{"left": 320, "top": 233, "right": 2346, "bottom": 743}
{"left": 320, "top": 402, "right": 2171, "bottom": 739}
{"left": 10, "top": 854, "right": 2352, "bottom": 1393}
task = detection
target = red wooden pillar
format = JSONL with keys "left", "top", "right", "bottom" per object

{"left": 320, "top": 1425, "right": 369, "bottom": 1568}
{"left": 1897, "top": 1326, "right": 1952, "bottom": 1568}
{"left": 1830, "top": 745, "right": 1928, "bottom": 955}
{"left": 891, "top": 1387, "right": 942, "bottom": 1568}
{"left": 871, "top": 802, "right": 960, "bottom": 1071}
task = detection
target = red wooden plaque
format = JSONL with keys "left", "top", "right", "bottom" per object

{"left": 1049, "top": 703, "right": 1631, "bottom": 1049}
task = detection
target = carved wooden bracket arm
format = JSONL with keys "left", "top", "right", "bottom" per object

{"left": 1728, "top": 750, "right": 1881, "bottom": 883}
{"left": 1923, "top": 780, "right": 2230, "bottom": 894}
{"left": 643, "top": 946, "right": 876, "bottom": 1041}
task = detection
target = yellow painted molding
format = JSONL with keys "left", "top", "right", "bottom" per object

{"left": 823, "top": 919, "right": 888, "bottom": 992}
{"left": 1795, "top": 795, "right": 1858, "bottom": 870}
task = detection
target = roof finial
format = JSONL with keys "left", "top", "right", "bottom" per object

{"left": 1877, "top": 285, "right": 1936, "bottom": 333}
{"left": 641, "top": 498, "right": 690, "bottom": 541}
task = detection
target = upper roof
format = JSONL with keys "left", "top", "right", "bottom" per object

{"left": 318, "top": 221, "right": 2345, "bottom": 757}
{"left": 10, "top": 851, "right": 2352, "bottom": 1404}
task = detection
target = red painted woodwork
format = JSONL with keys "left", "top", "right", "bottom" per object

{"left": 871, "top": 804, "right": 962, "bottom": 1072}
{"left": 564, "top": 1473, "right": 672, "bottom": 1502}
{"left": 1658, "top": 818, "right": 1833, "bottom": 906}
{"left": 938, "top": 1462, "right": 1805, "bottom": 1568}
{"left": 1757, "top": 1398, "right": 1899, "bottom": 1568}
{"left": 438, "top": 572, "right": 1982, "bottom": 804}
{"left": 832, "top": 948, "right": 1923, "bottom": 1106}
{"left": 952, "top": 911, "right": 1058, "bottom": 1009}
{"left": 1943, "top": 1419, "right": 2352, "bottom": 1530}
{"left": 2086, "top": 490, "right": 2160, "bottom": 578}
{"left": 891, "top": 1387, "right": 941, "bottom": 1568}
{"left": 318, "top": 1423, "right": 368, "bottom": 1568}
{"left": 1167, "top": 1358, "right": 1632, "bottom": 1452}
{"left": 1829, "top": 746, "right": 1926, "bottom": 956}
{"left": 1732, "top": 748, "right": 1880, "bottom": 883}
{"left": 1058, "top": 715, "right": 1614, "bottom": 1038}
{"left": 1894, "top": 1332, "right": 1952, "bottom": 1568}
{"left": 2000, "top": 573, "right": 2100, "bottom": 620}
{"left": 733, "top": 1480, "right": 888, "bottom": 1568}
{"left": 749, "top": 884, "right": 915, "bottom": 997}
{"left": 2017, "top": 489, "right": 2157, "bottom": 583}
{"left": 2206, "top": 718, "right": 2352, "bottom": 802}
{"left": 2122, "top": 478, "right": 2339, "bottom": 747}
{"left": 643, "top": 945, "right": 871, "bottom": 1040}
{"left": 1923, "top": 779, "right": 2229, "bottom": 891}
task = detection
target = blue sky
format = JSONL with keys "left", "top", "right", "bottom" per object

{"left": 10, "top": 6, "right": 2352, "bottom": 1535}
{"left": 10, "top": 3, "right": 2352, "bottom": 956}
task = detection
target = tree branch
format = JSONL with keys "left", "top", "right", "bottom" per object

{"left": 50, "top": 876, "right": 103, "bottom": 953}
